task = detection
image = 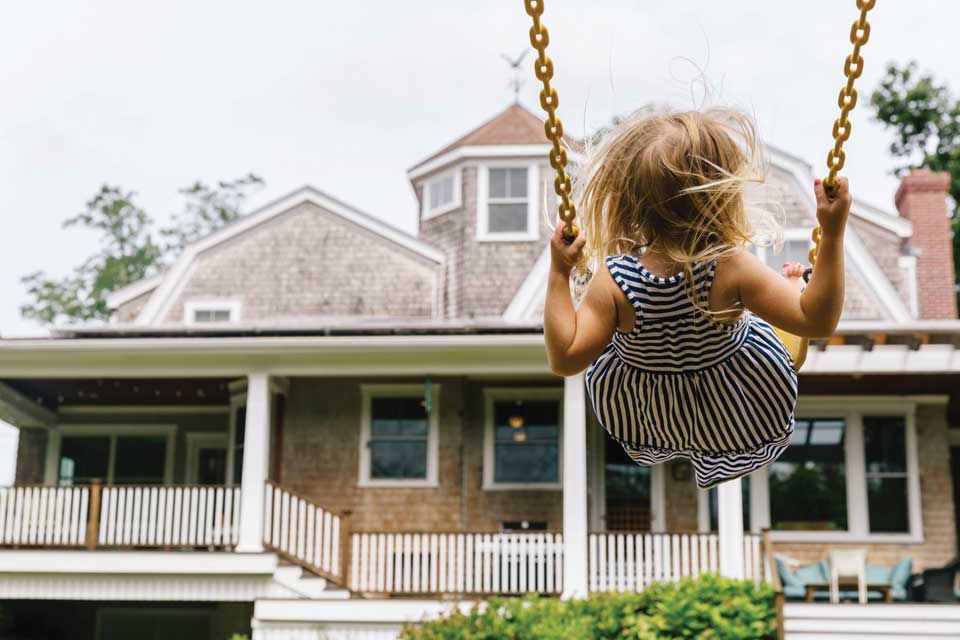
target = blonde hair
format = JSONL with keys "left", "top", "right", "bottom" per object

{"left": 574, "top": 107, "right": 780, "bottom": 312}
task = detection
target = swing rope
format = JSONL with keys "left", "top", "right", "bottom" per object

{"left": 523, "top": 0, "right": 877, "bottom": 371}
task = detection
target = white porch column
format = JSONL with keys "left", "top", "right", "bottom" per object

{"left": 717, "top": 478, "right": 745, "bottom": 579}
{"left": 236, "top": 372, "right": 272, "bottom": 553}
{"left": 561, "top": 373, "right": 588, "bottom": 598}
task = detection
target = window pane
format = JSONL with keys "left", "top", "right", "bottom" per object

{"left": 495, "top": 443, "right": 558, "bottom": 483}
{"left": 493, "top": 398, "right": 559, "bottom": 484}
{"left": 371, "top": 397, "right": 427, "bottom": 437}
{"left": 212, "top": 309, "right": 231, "bottom": 322}
{"left": 428, "top": 174, "right": 454, "bottom": 210}
{"left": 766, "top": 239, "right": 813, "bottom": 270}
{"left": 489, "top": 168, "right": 509, "bottom": 198}
{"left": 863, "top": 417, "right": 906, "bottom": 473}
{"left": 488, "top": 203, "right": 528, "bottom": 233}
{"left": 769, "top": 418, "right": 848, "bottom": 531}
{"left": 114, "top": 436, "right": 167, "bottom": 484}
{"left": 867, "top": 477, "right": 909, "bottom": 533}
{"left": 59, "top": 436, "right": 111, "bottom": 485}
{"left": 488, "top": 168, "right": 528, "bottom": 199}
{"left": 370, "top": 441, "right": 427, "bottom": 479}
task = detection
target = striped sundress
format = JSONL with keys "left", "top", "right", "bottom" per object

{"left": 586, "top": 254, "right": 798, "bottom": 488}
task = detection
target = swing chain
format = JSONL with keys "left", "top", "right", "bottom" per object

{"left": 524, "top": 0, "right": 578, "bottom": 240}
{"left": 814, "top": 0, "right": 876, "bottom": 267}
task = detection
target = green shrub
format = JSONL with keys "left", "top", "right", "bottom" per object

{"left": 400, "top": 574, "right": 776, "bottom": 640}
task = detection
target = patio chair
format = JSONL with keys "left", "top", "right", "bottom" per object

{"left": 828, "top": 549, "right": 867, "bottom": 604}
{"left": 919, "top": 558, "right": 959, "bottom": 603}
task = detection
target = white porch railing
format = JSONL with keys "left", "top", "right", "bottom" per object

{"left": 350, "top": 531, "right": 564, "bottom": 595}
{"left": 263, "top": 481, "right": 347, "bottom": 584}
{"left": 0, "top": 485, "right": 90, "bottom": 547}
{"left": 98, "top": 485, "right": 241, "bottom": 548}
{"left": 588, "top": 531, "right": 767, "bottom": 592}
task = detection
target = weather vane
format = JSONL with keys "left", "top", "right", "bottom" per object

{"left": 501, "top": 49, "right": 529, "bottom": 104}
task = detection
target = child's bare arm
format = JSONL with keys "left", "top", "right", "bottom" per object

{"left": 736, "top": 178, "right": 851, "bottom": 338}
{"left": 543, "top": 223, "right": 619, "bottom": 376}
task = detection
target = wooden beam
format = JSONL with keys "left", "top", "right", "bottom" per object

{"left": 0, "top": 382, "right": 56, "bottom": 429}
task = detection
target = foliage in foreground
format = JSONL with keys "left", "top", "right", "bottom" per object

{"left": 400, "top": 574, "right": 776, "bottom": 640}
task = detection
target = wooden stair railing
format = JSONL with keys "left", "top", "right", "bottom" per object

{"left": 263, "top": 480, "right": 350, "bottom": 587}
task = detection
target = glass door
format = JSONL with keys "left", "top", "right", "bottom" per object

{"left": 603, "top": 437, "right": 652, "bottom": 531}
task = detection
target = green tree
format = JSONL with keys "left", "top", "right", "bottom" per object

{"left": 20, "top": 186, "right": 161, "bottom": 324}
{"left": 20, "top": 174, "right": 263, "bottom": 325}
{"left": 161, "top": 173, "right": 264, "bottom": 253}
{"left": 870, "top": 62, "right": 960, "bottom": 308}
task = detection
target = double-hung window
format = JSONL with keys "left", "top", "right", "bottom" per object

{"left": 359, "top": 385, "right": 439, "bottom": 487}
{"left": 478, "top": 164, "right": 539, "bottom": 240}
{"left": 483, "top": 389, "right": 562, "bottom": 490}
{"left": 57, "top": 426, "right": 174, "bottom": 486}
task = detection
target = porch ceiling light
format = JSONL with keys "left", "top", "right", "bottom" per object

{"left": 508, "top": 415, "right": 524, "bottom": 429}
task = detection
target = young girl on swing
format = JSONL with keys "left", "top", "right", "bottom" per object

{"left": 544, "top": 109, "right": 851, "bottom": 488}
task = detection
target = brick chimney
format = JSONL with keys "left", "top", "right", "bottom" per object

{"left": 895, "top": 169, "right": 957, "bottom": 319}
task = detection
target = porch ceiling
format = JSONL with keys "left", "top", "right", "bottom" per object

{"left": 2, "top": 378, "right": 231, "bottom": 412}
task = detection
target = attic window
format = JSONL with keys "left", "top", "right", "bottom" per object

{"left": 184, "top": 300, "right": 241, "bottom": 324}
{"left": 755, "top": 231, "right": 814, "bottom": 271}
{"left": 478, "top": 164, "right": 539, "bottom": 241}
{"left": 422, "top": 169, "right": 461, "bottom": 219}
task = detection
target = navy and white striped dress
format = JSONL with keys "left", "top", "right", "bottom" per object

{"left": 586, "top": 254, "right": 798, "bottom": 488}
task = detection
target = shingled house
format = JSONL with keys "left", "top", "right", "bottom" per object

{"left": 2, "top": 104, "right": 960, "bottom": 639}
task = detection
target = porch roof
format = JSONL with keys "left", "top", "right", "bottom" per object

{"left": 3, "top": 319, "right": 960, "bottom": 378}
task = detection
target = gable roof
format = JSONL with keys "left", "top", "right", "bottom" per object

{"left": 127, "top": 186, "right": 445, "bottom": 325}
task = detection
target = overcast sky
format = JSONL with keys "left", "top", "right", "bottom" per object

{"left": 0, "top": 0, "right": 956, "bottom": 336}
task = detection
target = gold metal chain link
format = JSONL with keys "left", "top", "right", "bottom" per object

{"left": 524, "top": 0, "right": 578, "bottom": 240}
{"left": 810, "top": 0, "right": 876, "bottom": 267}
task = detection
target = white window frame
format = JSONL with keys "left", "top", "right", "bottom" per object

{"left": 483, "top": 387, "right": 563, "bottom": 491}
{"left": 702, "top": 397, "right": 925, "bottom": 543}
{"left": 184, "top": 432, "right": 229, "bottom": 484}
{"left": 476, "top": 161, "right": 541, "bottom": 242}
{"left": 52, "top": 424, "right": 177, "bottom": 485}
{"left": 755, "top": 228, "right": 814, "bottom": 269}
{"left": 358, "top": 384, "right": 440, "bottom": 488}
{"left": 183, "top": 299, "right": 242, "bottom": 325}
{"left": 421, "top": 168, "right": 462, "bottom": 220}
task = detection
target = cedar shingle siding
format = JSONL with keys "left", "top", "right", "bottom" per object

{"left": 164, "top": 202, "right": 440, "bottom": 323}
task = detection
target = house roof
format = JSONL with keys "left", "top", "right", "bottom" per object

{"left": 124, "top": 186, "right": 445, "bottom": 325}
{"left": 408, "top": 103, "right": 577, "bottom": 175}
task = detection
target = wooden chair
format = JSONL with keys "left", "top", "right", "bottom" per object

{"left": 828, "top": 549, "right": 867, "bottom": 604}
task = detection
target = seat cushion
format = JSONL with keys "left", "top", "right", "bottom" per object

{"left": 890, "top": 558, "right": 912, "bottom": 601}
{"left": 866, "top": 565, "right": 892, "bottom": 584}
{"left": 796, "top": 561, "right": 828, "bottom": 584}
{"left": 776, "top": 558, "right": 803, "bottom": 590}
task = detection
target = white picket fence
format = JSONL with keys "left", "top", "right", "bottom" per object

{"left": 350, "top": 532, "right": 564, "bottom": 595}
{"left": 588, "top": 531, "right": 767, "bottom": 592}
{"left": 0, "top": 485, "right": 90, "bottom": 546}
{"left": 98, "top": 485, "right": 241, "bottom": 548}
{"left": 263, "top": 482, "right": 345, "bottom": 582}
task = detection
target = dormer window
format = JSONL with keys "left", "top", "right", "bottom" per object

{"left": 421, "top": 169, "right": 461, "bottom": 219}
{"left": 184, "top": 300, "right": 241, "bottom": 324}
{"left": 755, "top": 230, "right": 815, "bottom": 271}
{"left": 477, "top": 163, "right": 540, "bottom": 241}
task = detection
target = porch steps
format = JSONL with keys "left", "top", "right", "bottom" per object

{"left": 783, "top": 603, "right": 960, "bottom": 640}
{"left": 272, "top": 563, "right": 350, "bottom": 600}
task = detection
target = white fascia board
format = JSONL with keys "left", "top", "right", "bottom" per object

{"left": 254, "top": 599, "right": 476, "bottom": 624}
{"left": 136, "top": 186, "right": 445, "bottom": 325}
{"left": 843, "top": 225, "right": 913, "bottom": 322}
{"left": 407, "top": 144, "right": 553, "bottom": 180}
{"left": 765, "top": 144, "right": 910, "bottom": 237}
{"left": 0, "top": 550, "right": 277, "bottom": 575}
{"left": 104, "top": 274, "right": 164, "bottom": 310}
{"left": 503, "top": 246, "right": 550, "bottom": 322}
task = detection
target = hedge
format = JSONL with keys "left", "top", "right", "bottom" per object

{"left": 400, "top": 574, "right": 776, "bottom": 640}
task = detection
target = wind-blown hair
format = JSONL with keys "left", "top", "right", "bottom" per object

{"left": 573, "top": 107, "right": 781, "bottom": 312}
